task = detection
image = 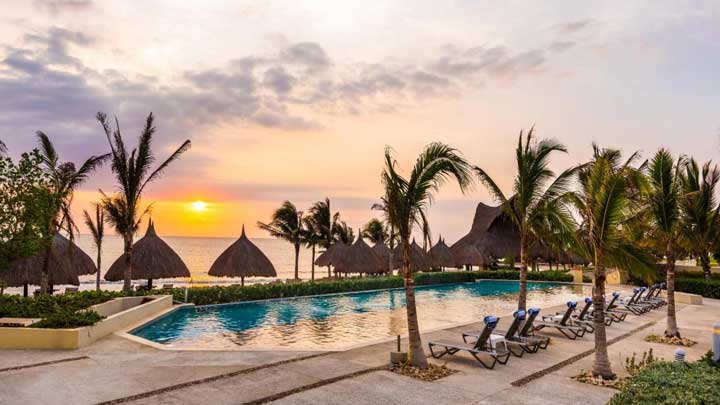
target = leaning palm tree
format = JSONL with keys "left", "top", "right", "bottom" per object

{"left": 83, "top": 204, "right": 105, "bottom": 291}
{"left": 334, "top": 220, "right": 354, "bottom": 244}
{"left": 97, "top": 112, "right": 191, "bottom": 291}
{"left": 646, "top": 149, "right": 684, "bottom": 337}
{"left": 362, "top": 218, "right": 388, "bottom": 244}
{"left": 307, "top": 198, "right": 340, "bottom": 277}
{"left": 381, "top": 143, "right": 473, "bottom": 368}
{"left": 571, "top": 144, "right": 654, "bottom": 379}
{"left": 678, "top": 158, "right": 720, "bottom": 280}
{"left": 474, "top": 128, "right": 577, "bottom": 310}
{"left": 258, "top": 201, "right": 304, "bottom": 280}
{"left": 36, "top": 133, "right": 109, "bottom": 293}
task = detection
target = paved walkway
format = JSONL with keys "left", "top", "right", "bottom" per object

{"left": 0, "top": 294, "right": 717, "bottom": 405}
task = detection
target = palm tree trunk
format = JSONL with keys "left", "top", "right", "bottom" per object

{"left": 699, "top": 253, "right": 711, "bottom": 280}
{"left": 294, "top": 243, "right": 300, "bottom": 280}
{"left": 40, "top": 243, "right": 52, "bottom": 295}
{"left": 665, "top": 245, "right": 680, "bottom": 337}
{"left": 591, "top": 249, "right": 614, "bottom": 379}
{"left": 241, "top": 275, "right": 244, "bottom": 287}
{"left": 403, "top": 239, "right": 427, "bottom": 368}
{"left": 388, "top": 228, "right": 395, "bottom": 275}
{"left": 311, "top": 244, "right": 316, "bottom": 281}
{"left": 95, "top": 246, "right": 102, "bottom": 291}
{"left": 123, "top": 234, "right": 133, "bottom": 292}
{"left": 518, "top": 233, "right": 528, "bottom": 311}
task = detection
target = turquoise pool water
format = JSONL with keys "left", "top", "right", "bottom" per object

{"left": 132, "top": 280, "right": 590, "bottom": 350}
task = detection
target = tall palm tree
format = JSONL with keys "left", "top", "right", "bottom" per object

{"left": 333, "top": 220, "right": 354, "bottom": 244}
{"left": 36, "top": 132, "right": 109, "bottom": 293}
{"left": 571, "top": 144, "right": 654, "bottom": 379}
{"left": 362, "top": 218, "right": 388, "bottom": 244}
{"left": 307, "top": 198, "right": 340, "bottom": 277}
{"left": 97, "top": 112, "right": 191, "bottom": 291}
{"left": 258, "top": 201, "right": 304, "bottom": 280}
{"left": 679, "top": 158, "right": 720, "bottom": 280}
{"left": 381, "top": 143, "right": 473, "bottom": 368}
{"left": 646, "top": 149, "right": 684, "bottom": 337}
{"left": 83, "top": 204, "right": 105, "bottom": 291}
{"left": 475, "top": 128, "right": 577, "bottom": 310}
{"left": 372, "top": 196, "right": 399, "bottom": 273}
{"left": 302, "top": 215, "right": 321, "bottom": 281}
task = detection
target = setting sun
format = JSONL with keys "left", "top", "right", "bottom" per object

{"left": 190, "top": 200, "right": 208, "bottom": 212}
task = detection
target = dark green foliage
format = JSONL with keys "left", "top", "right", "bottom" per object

{"left": 675, "top": 277, "right": 720, "bottom": 298}
{"left": 33, "top": 310, "right": 103, "bottom": 328}
{"left": 0, "top": 291, "right": 121, "bottom": 328}
{"left": 609, "top": 361, "right": 720, "bottom": 404}
{"left": 675, "top": 270, "right": 720, "bottom": 280}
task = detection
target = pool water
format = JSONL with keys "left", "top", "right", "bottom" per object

{"left": 132, "top": 280, "right": 591, "bottom": 350}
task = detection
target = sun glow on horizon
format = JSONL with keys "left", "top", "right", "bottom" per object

{"left": 190, "top": 200, "right": 208, "bottom": 212}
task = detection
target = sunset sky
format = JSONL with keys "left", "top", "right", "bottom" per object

{"left": 1, "top": 1, "right": 719, "bottom": 241}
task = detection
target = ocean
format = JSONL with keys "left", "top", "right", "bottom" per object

{"left": 10, "top": 234, "right": 323, "bottom": 293}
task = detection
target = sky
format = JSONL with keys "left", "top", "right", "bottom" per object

{"left": 1, "top": 0, "right": 719, "bottom": 241}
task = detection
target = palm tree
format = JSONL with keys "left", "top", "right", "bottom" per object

{"left": 0, "top": 140, "right": 6, "bottom": 155}
{"left": 307, "top": 198, "right": 340, "bottom": 277}
{"left": 679, "top": 158, "right": 720, "bottom": 280}
{"left": 36, "top": 133, "right": 109, "bottom": 293}
{"left": 362, "top": 218, "right": 388, "bottom": 244}
{"left": 571, "top": 144, "right": 654, "bottom": 379}
{"left": 381, "top": 143, "right": 473, "bottom": 368}
{"left": 646, "top": 149, "right": 684, "bottom": 337}
{"left": 83, "top": 204, "right": 105, "bottom": 291}
{"left": 302, "top": 216, "right": 321, "bottom": 281}
{"left": 372, "top": 196, "right": 399, "bottom": 273}
{"left": 97, "top": 112, "right": 191, "bottom": 292}
{"left": 334, "top": 220, "right": 354, "bottom": 244}
{"left": 258, "top": 201, "right": 304, "bottom": 280}
{"left": 474, "top": 128, "right": 577, "bottom": 310}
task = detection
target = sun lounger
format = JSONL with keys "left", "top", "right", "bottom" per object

{"left": 568, "top": 298, "right": 600, "bottom": 332}
{"left": 614, "top": 288, "right": 650, "bottom": 315}
{"left": 529, "top": 301, "right": 587, "bottom": 339}
{"left": 162, "top": 284, "right": 174, "bottom": 289}
{"left": 429, "top": 316, "right": 511, "bottom": 369}
{"left": 64, "top": 287, "right": 79, "bottom": 294}
{"left": 597, "top": 292, "right": 628, "bottom": 322}
{"left": 463, "top": 310, "right": 534, "bottom": 357}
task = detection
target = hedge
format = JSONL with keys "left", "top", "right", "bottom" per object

{"left": 675, "top": 277, "right": 720, "bottom": 299}
{"left": 609, "top": 361, "right": 720, "bottom": 404}
{"left": 0, "top": 269, "right": 574, "bottom": 325}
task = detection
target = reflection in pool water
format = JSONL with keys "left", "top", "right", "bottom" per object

{"left": 132, "top": 280, "right": 591, "bottom": 350}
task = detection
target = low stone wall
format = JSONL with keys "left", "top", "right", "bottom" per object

{"left": 675, "top": 292, "right": 703, "bottom": 305}
{"left": 0, "top": 295, "right": 173, "bottom": 350}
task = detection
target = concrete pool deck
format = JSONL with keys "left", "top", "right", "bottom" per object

{"left": 0, "top": 293, "right": 717, "bottom": 405}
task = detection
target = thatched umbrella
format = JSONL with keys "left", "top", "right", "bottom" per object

{"left": 429, "top": 236, "right": 455, "bottom": 270}
{"left": 314, "top": 241, "right": 348, "bottom": 267}
{"left": 209, "top": 225, "right": 277, "bottom": 286}
{"left": 451, "top": 202, "right": 522, "bottom": 267}
{"left": 105, "top": 220, "right": 190, "bottom": 288}
{"left": 1, "top": 234, "right": 95, "bottom": 295}
{"left": 333, "top": 231, "right": 383, "bottom": 275}
{"left": 392, "top": 239, "right": 430, "bottom": 273}
{"left": 371, "top": 242, "right": 392, "bottom": 273}
{"left": 451, "top": 242, "right": 485, "bottom": 269}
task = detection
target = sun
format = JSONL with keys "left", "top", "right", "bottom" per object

{"left": 190, "top": 200, "right": 208, "bottom": 212}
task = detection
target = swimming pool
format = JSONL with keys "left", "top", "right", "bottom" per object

{"left": 131, "top": 280, "right": 591, "bottom": 350}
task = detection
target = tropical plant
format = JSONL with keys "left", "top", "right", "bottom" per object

{"left": 83, "top": 205, "right": 105, "bottom": 291}
{"left": 258, "top": 201, "right": 304, "bottom": 280}
{"left": 0, "top": 140, "right": 6, "bottom": 155}
{"left": 36, "top": 133, "right": 109, "bottom": 293}
{"left": 380, "top": 143, "right": 473, "bottom": 368}
{"left": 474, "top": 128, "right": 577, "bottom": 310}
{"left": 362, "top": 218, "right": 388, "bottom": 244}
{"left": 678, "top": 158, "right": 720, "bottom": 280}
{"left": 333, "top": 220, "right": 354, "bottom": 244}
{"left": 645, "top": 149, "right": 683, "bottom": 337}
{"left": 302, "top": 215, "right": 321, "bottom": 281}
{"left": 0, "top": 150, "right": 53, "bottom": 283}
{"left": 307, "top": 198, "right": 340, "bottom": 277}
{"left": 570, "top": 144, "right": 655, "bottom": 379}
{"left": 97, "top": 112, "right": 191, "bottom": 291}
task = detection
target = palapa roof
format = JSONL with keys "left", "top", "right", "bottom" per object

{"left": 333, "top": 232, "right": 383, "bottom": 274}
{"left": 105, "top": 220, "right": 190, "bottom": 281}
{"left": 428, "top": 236, "right": 456, "bottom": 268}
{"left": 392, "top": 239, "right": 430, "bottom": 273}
{"left": 209, "top": 226, "right": 277, "bottom": 278}
{"left": 0, "top": 233, "right": 94, "bottom": 287}
{"left": 314, "top": 241, "right": 348, "bottom": 267}
{"left": 371, "top": 242, "right": 392, "bottom": 272}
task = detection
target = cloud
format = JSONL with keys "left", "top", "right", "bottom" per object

{"left": 555, "top": 19, "right": 595, "bottom": 35}
{"left": 33, "top": 0, "right": 93, "bottom": 15}
{"left": 548, "top": 40, "right": 576, "bottom": 53}
{"left": 429, "top": 46, "right": 546, "bottom": 80}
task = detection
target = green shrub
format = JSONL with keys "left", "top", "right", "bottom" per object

{"left": 609, "top": 361, "right": 720, "bottom": 404}
{"left": 675, "top": 270, "right": 720, "bottom": 280}
{"left": 675, "top": 278, "right": 720, "bottom": 299}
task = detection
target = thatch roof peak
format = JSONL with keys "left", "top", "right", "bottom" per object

{"left": 429, "top": 236, "right": 455, "bottom": 268}
{"left": 314, "top": 240, "right": 348, "bottom": 267}
{"left": 392, "top": 240, "right": 430, "bottom": 272}
{"left": 209, "top": 226, "right": 276, "bottom": 280}
{"left": 333, "top": 231, "right": 383, "bottom": 274}
{"left": 105, "top": 220, "right": 190, "bottom": 281}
